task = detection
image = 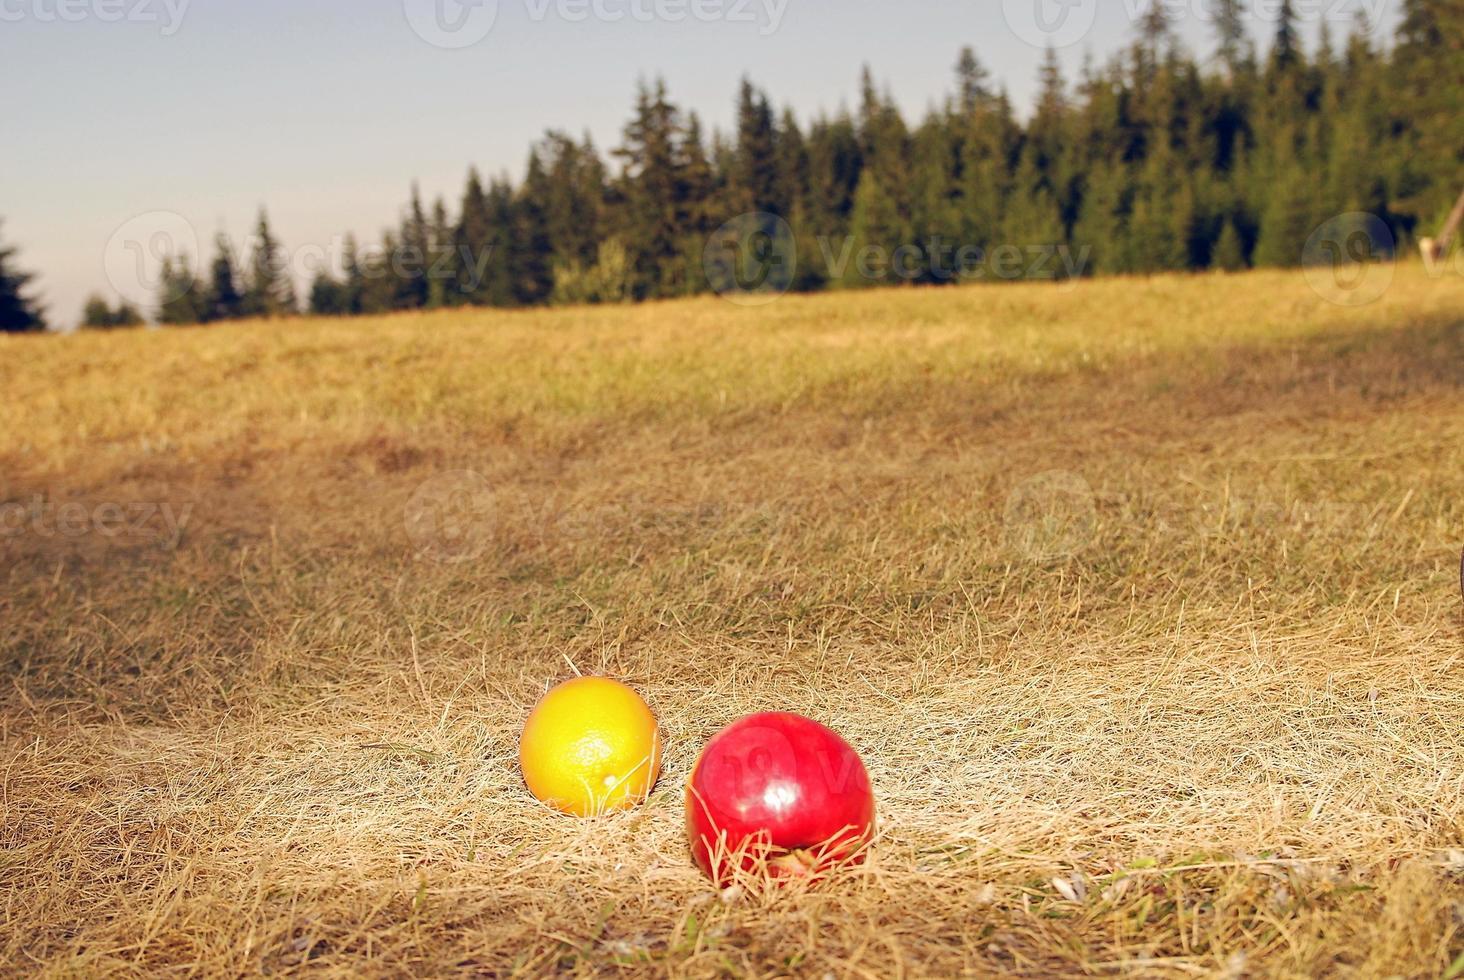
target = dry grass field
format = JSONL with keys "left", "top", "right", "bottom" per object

{"left": 3, "top": 263, "right": 1463, "bottom": 977}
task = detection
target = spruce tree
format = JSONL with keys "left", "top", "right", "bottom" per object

{"left": 454, "top": 170, "right": 492, "bottom": 304}
{"left": 733, "top": 78, "right": 782, "bottom": 216}
{"left": 205, "top": 234, "right": 245, "bottom": 322}
{"left": 453, "top": 169, "right": 513, "bottom": 305}
{"left": 678, "top": 113, "right": 719, "bottom": 293}
{"left": 614, "top": 79, "right": 692, "bottom": 298}
{"left": 910, "top": 114, "right": 961, "bottom": 283}
{"left": 1213, "top": 0, "right": 1251, "bottom": 77}
{"left": 341, "top": 234, "right": 366, "bottom": 315}
{"left": 245, "top": 209, "right": 296, "bottom": 317}
{"left": 1271, "top": 0, "right": 1301, "bottom": 73}
{"left": 397, "top": 185, "right": 431, "bottom": 310}
{"left": 955, "top": 46, "right": 992, "bottom": 115}
{"left": 537, "top": 131, "right": 607, "bottom": 273}
{"left": 510, "top": 151, "right": 555, "bottom": 305}
{"left": 850, "top": 69, "right": 912, "bottom": 276}
{"left": 0, "top": 221, "right": 46, "bottom": 332}
{"left": 157, "top": 254, "right": 207, "bottom": 325}
{"left": 357, "top": 234, "right": 399, "bottom": 314}
{"left": 428, "top": 196, "right": 454, "bottom": 309}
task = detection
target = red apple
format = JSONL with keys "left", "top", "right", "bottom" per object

{"left": 685, "top": 712, "right": 875, "bottom": 886}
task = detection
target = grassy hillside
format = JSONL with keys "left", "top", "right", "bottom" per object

{"left": 3, "top": 265, "right": 1462, "bottom": 975}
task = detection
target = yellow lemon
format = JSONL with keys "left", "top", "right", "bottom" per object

{"left": 519, "top": 677, "right": 662, "bottom": 816}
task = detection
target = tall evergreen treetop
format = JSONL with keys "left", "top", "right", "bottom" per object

{"left": 1271, "top": 0, "right": 1301, "bottom": 72}
{"left": 1213, "top": 0, "right": 1251, "bottom": 75}
{"left": 955, "top": 46, "right": 992, "bottom": 114}
{"left": 246, "top": 209, "right": 296, "bottom": 317}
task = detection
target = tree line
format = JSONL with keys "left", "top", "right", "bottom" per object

{"left": 0, "top": 0, "right": 1458, "bottom": 332}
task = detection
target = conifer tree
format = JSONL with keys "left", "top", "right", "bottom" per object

{"left": 0, "top": 221, "right": 46, "bottom": 332}
{"left": 244, "top": 209, "right": 296, "bottom": 317}
{"left": 1271, "top": 0, "right": 1301, "bottom": 74}
{"left": 396, "top": 186, "right": 431, "bottom": 310}
{"left": 428, "top": 196, "right": 454, "bottom": 309}
{"left": 1213, "top": 0, "right": 1251, "bottom": 77}
{"left": 677, "top": 113, "right": 719, "bottom": 293}
{"left": 955, "top": 46, "right": 992, "bottom": 115}
{"left": 733, "top": 78, "right": 783, "bottom": 216}
{"left": 341, "top": 234, "right": 366, "bottom": 315}
{"left": 453, "top": 170, "right": 513, "bottom": 305}
{"left": 206, "top": 234, "right": 244, "bottom": 322}
{"left": 156, "top": 254, "right": 207, "bottom": 325}
{"left": 615, "top": 79, "right": 693, "bottom": 298}
{"left": 510, "top": 151, "right": 555, "bottom": 305}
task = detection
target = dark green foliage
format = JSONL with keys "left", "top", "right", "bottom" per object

{"left": 1272, "top": 0, "right": 1302, "bottom": 73}
{"left": 1393, "top": 0, "right": 1464, "bottom": 227}
{"left": 156, "top": 254, "right": 207, "bottom": 325}
{"left": 613, "top": 78, "right": 709, "bottom": 298}
{"left": 453, "top": 170, "right": 514, "bottom": 306}
{"left": 510, "top": 152, "right": 555, "bottom": 305}
{"left": 394, "top": 187, "right": 432, "bottom": 311}
{"left": 308, "top": 272, "right": 352, "bottom": 316}
{"left": 205, "top": 234, "right": 245, "bottom": 322}
{"left": 0, "top": 221, "right": 46, "bottom": 333}
{"left": 81, "top": 294, "right": 143, "bottom": 328}
{"left": 243, "top": 209, "right": 296, "bottom": 317}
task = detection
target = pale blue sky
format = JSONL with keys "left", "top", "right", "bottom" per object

{"left": 1, "top": 0, "right": 1399, "bottom": 326}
